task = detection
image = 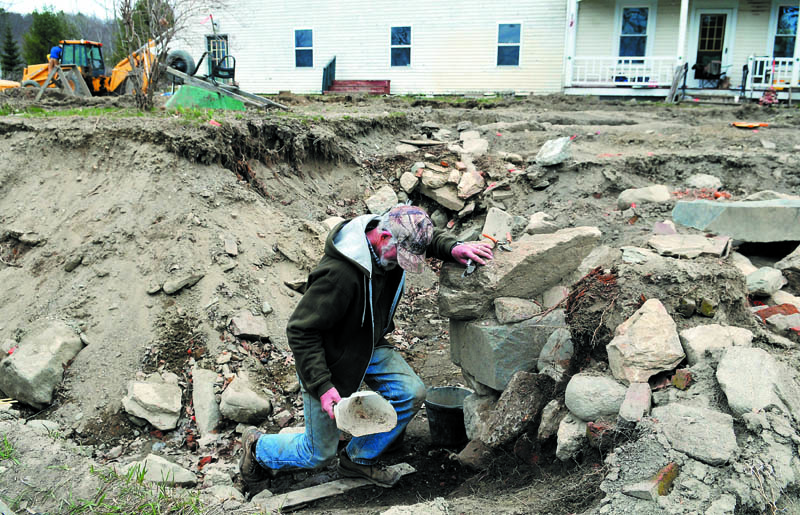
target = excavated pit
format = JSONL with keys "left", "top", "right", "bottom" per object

{"left": 0, "top": 91, "right": 799, "bottom": 514}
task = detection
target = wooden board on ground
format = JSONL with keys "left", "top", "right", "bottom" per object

{"left": 253, "top": 463, "right": 415, "bottom": 512}
{"left": 398, "top": 139, "right": 445, "bottom": 146}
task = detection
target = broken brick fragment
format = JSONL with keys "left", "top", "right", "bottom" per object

{"left": 754, "top": 303, "right": 799, "bottom": 322}
{"left": 671, "top": 369, "right": 693, "bottom": 390}
{"left": 654, "top": 462, "right": 679, "bottom": 495}
{"left": 586, "top": 420, "right": 614, "bottom": 449}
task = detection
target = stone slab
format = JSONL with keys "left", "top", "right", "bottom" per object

{"left": 0, "top": 320, "right": 83, "bottom": 409}
{"left": 450, "top": 310, "right": 565, "bottom": 391}
{"left": 439, "top": 227, "right": 600, "bottom": 320}
{"left": 672, "top": 199, "right": 800, "bottom": 242}
{"left": 678, "top": 324, "right": 753, "bottom": 365}
{"left": 651, "top": 403, "right": 737, "bottom": 465}
{"left": 647, "top": 234, "right": 730, "bottom": 259}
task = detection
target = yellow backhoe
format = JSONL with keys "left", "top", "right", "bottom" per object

{"left": 0, "top": 37, "right": 191, "bottom": 96}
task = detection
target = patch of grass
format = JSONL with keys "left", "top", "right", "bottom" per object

{"left": 0, "top": 433, "right": 18, "bottom": 464}
{"left": 63, "top": 464, "right": 203, "bottom": 514}
{"left": 2, "top": 105, "right": 152, "bottom": 118}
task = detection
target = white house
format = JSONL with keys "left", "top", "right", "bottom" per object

{"left": 176, "top": 0, "right": 567, "bottom": 95}
{"left": 176, "top": 0, "right": 799, "bottom": 99}
{"left": 566, "top": 0, "right": 799, "bottom": 99}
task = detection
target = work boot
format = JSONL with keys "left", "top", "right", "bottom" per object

{"left": 239, "top": 427, "right": 267, "bottom": 487}
{"left": 337, "top": 448, "right": 401, "bottom": 488}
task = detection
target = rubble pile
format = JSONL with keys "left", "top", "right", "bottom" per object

{"left": 436, "top": 200, "right": 800, "bottom": 513}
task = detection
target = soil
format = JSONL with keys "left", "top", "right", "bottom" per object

{"left": 0, "top": 86, "right": 799, "bottom": 514}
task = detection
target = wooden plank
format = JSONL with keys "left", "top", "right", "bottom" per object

{"left": 253, "top": 463, "right": 415, "bottom": 512}
{"left": 666, "top": 64, "right": 684, "bottom": 104}
{"left": 163, "top": 66, "right": 289, "bottom": 111}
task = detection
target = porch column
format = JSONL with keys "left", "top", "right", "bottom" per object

{"left": 793, "top": 1, "right": 800, "bottom": 88}
{"left": 676, "top": 0, "right": 690, "bottom": 65}
{"left": 564, "top": 0, "right": 579, "bottom": 87}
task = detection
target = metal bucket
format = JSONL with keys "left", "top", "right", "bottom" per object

{"left": 425, "top": 386, "right": 471, "bottom": 448}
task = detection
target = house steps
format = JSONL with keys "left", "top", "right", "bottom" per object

{"left": 325, "top": 80, "right": 390, "bottom": 94}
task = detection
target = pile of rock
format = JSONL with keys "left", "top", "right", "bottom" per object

{"left": 437, "top": 203, "right": 800, "bottom": 513}
{"left": 380, "top": 121, "right": 570, "bottom": 218}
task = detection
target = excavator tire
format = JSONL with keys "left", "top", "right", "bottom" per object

{"left": 21, "top": 80, "right": 41, "bottom": 88}
{"left": 166, "top": 50, "right": 195, "bottom": 85}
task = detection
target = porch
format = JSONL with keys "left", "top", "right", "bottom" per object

{"left": 561, "top": 0, "right": 800, "bottom": 101}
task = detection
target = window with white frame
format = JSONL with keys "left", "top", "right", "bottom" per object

{"left": 497, "top": 23, "right": 521, "bottom": 66}
{"left": 618, "top": 7, "right": 650, "bottom": 57}
{"left": 773, "top": 5, "right": 798, "bottom": 57}
{"left": 391, "top": 26, "right": 411, "bottom": 66}
{"left": 295, "top": 29, "right": 313, "bottom": 68}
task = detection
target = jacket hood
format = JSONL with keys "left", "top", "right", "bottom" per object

{"left": 326, "top": 214, "right": 380, "bottom": 279}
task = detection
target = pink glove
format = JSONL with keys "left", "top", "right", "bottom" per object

{"left": 451, "top": 242, "right": 494, "bottom": 266}
{"left": 320, "top": 387, "right": 342, "bottom": 419}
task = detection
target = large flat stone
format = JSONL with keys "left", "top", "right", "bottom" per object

{"left": 651, "top": 403, "right": 737, "bottom": 465}
{"left": 679, "top": 324, "right": 753, "bottom": 365}
{"left": 481, "top": 207, "right": 513, "bottom": 242}
{"left": 220, "top": 375, "right": 272, "bottom": 423}
{"left": 483, "top": 371, "right": 552, "bottom": 447}
{"left": 716, "top": 347, "right": 800, "bottom": 422}
{"left": 122, "top": 380, "right": 183, "bottom": 430}
{"left": 419, "top": 184, "right": 466, "bottom": 211}
{"left": 672, "top": 199, "right": 800, "bottom": 242}
{"left": 122, "top": 454, "right": 197, "bottom": 486}
{"left": 617, "top": 185, "right": 671, "bottom": 210}
{"left": 0, "top": 320, "right": 84, "bottom": 409}
{"left": 365, "top": 185, "right": 398, "bottom": 215}
{"left": 607, "top": 299, "right": 685, "bottom": 384}
{"left": 439, "top": 227, "right": 600, "bottom": 319}
{"left": 192, "top": 366, "right": 221, "bottom": 437}
{"left": 450, "top": 310, "right": 565, "bottom": 391}
{"left": 647, "top": 234, "right": 730, "bottom": 259}
{"left": 229, "top": 311, "right": 269, "bottom": 340}
{"left": 535, "top": 137, "right": 571, "bottom": 166}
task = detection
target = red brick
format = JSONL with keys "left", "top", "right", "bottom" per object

{"left": 755, "top": 303, "right": 799, "bottom": 322}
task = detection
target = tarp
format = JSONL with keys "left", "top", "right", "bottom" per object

{"left": 165, "top": 85, "right": 245, "bottom": 111}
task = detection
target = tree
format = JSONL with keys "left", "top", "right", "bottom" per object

{"left": 1, "top": 22, "right": 22, "bottom": 80}
{"left": 114, "top": 0, "right": 223, "bottom": 110}
{"left": 22, "top": 8, "right": 76, "bottom": 65}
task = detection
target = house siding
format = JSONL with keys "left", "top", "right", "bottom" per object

{"left": 573, "top": 0, "right": 779, "bottom": 88}
{"left": 176, "top": 1, "right": 567, "bottom": 95}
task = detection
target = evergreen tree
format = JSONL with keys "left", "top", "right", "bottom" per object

{"left": 22, "top": 8, "right": 76, "bottom": 65}
{"left": 1, "top": 23, "right": 22, "bottom": 80}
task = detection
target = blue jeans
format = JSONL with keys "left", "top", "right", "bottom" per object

{"left": 254, "top": 346, "right": 426, "bottom": 468}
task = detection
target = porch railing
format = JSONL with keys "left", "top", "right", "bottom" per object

{"left": 568, "top": 56, "right": 676, "bottom": 87}
{"left": 746, "top": 56, "right": 799, "bottom": 90}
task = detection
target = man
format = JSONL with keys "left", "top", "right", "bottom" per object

{"left": 48, "top": 44, "right": 63, "bottom": 76}
{"left": 240, "top": 205, "right": 493, "bottom": 489}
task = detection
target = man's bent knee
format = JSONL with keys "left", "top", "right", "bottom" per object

{"left": 409, "top": 378, "right": 427, "bottom": 411}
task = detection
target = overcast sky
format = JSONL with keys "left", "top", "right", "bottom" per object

{"left": 6, "top": 0, "right": 113, "bottom": 19}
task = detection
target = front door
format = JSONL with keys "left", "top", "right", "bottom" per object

{"left": 688, "top": 9, "right": 735, "bottom": 88}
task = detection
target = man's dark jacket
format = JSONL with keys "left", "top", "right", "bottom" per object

{"left": 286, "top": 214, "right": 458, "bottom": 399}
